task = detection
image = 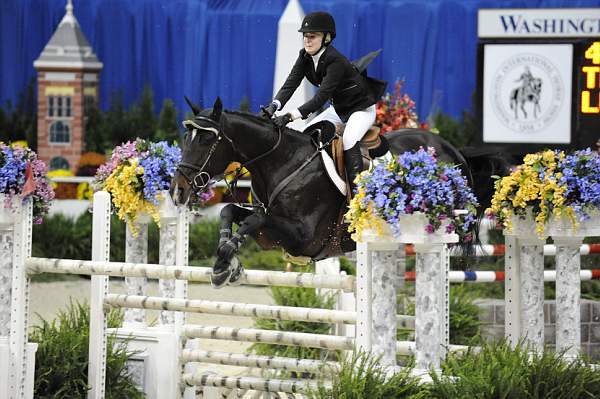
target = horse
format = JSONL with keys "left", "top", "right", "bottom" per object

{"left": 170, "top": 97, "right": 510, "bottom": 288}
{"left": 510, "top": 77, "right": 542, "bottom": 120}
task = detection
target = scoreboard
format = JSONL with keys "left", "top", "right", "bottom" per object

{"left": 476, "top": 9, "right": 600, "bottom": 154}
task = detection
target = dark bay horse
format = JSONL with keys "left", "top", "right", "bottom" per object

{"left": 170, "top": 98, "right": 509, "bottom": 287}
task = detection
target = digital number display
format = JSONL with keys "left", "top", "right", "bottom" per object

{"left": 581, "top": 42, "right": 600, "bottom": 113}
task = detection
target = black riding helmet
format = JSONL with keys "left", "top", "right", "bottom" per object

{"left": 298, "top": 11, "right": 336, "bottom": 39}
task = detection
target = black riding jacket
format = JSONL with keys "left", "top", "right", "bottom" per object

{"left": 274, "top": 46, "right": 378, "bottom": 122}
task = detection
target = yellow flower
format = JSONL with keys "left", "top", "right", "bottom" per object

{"left": 103, "top": 159, "right": 160, "bottom": 237}
{"left": 486, "top": 150, "right": 573, "bottom": 238}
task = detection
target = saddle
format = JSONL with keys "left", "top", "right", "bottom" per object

{"left": 306, "top": 121, "right": 389, "bottom": 199}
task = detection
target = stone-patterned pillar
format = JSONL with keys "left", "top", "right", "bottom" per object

{"left": 0, "top": 221, "right": 14, "bottom": 337}
{"left": 554, "top": 236, "right": 583, "bottom": 359}
{"left": 414, "top": 242, "right": 449, "bottom": 372}
{"left": 158, "top": 218, "right": 177, "bottom": 325}
{"left": 505, "top": 235, "right": 545, "bottom": 351}
{"left": 371, "top": 250, "right": 399, "bottom": 367}
{"left": 355, "top": 240, "right": 402, "bottom": 368}
{"left": 124, "top": 218, "right": 149, "bottom": 326}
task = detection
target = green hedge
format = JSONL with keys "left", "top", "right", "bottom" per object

{"left": 311, "top": 342, "right": 600, "bottom": 399}
{"left": 30, "top": 301, "right": 142, "bottom": 398}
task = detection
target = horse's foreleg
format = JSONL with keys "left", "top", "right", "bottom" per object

{"left": 213, "top": 205, "right": 266, "bottom": 288}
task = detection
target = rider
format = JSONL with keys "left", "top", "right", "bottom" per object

{"left": 261, "top": 11, "right": 386, "bottom": 194}
{"left": 516, "top": 66, "right": 534, "bottom": 87}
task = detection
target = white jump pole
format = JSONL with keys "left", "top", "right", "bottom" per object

{"left": 88, "top": 191, "right": 111, "bottom": 399}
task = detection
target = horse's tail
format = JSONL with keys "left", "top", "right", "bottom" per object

{"left": 509, "top": 88, "right": 518, "bottom": 109}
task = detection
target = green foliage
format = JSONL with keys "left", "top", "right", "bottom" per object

{"left": 448, "top": 284, "right": 483, "bottom": 345}
{"left": 155, "top": 98, "right": 180, "bottom": 143}
{"left": 310, "top": 351, "right": 425, "bottom": 399}
{"left": 188, "top": 219, "right": 220, "bottom": 261}
{"left": 84, "top": 104, "right": 110, "bottom": 153}
{"left": 239, "top": 96, "right": 250, "bottom": 112}
{"left": 239, "top": 247, "right": 287, "bottom": 271}
{"left": 29, "top": 301, "right": 143, "bottom": 398}
{"left": 129, "top": 85, "right": 157, "bottom": 141}
{"left": 84, "top": 86, "right": 182, "bottom": 154}
{"left": 249, "top": 283, "right": 337, "bottom": 375}
{"left": 0, "top": 79, "right": 37, "bottom": 148}
{"left": 429, "top": 341, "right": 600, "bottom": 399}
{"left": 431, "top": 93, "right": 478, "bottom": 149}
{"left": 32, "top": 213, "right": 92, "bottom": 261}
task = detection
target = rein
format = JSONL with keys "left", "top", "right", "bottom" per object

{"left": 177, "top": 115, "right": 283, "bottom": 203}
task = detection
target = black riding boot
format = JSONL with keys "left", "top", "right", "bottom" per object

{"left": 344, "top": 143, "right": 364, "bottom": 197}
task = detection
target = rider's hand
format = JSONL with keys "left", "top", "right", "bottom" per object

{"left": 260, "top": 102, "right": 278, "bottom": 119}
{"left": 273, "top": 113, "right": 292, "bottom": 128}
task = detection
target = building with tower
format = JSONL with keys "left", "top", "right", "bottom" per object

{"left": 33, "top": 0, "right": 102, "bottom": 172}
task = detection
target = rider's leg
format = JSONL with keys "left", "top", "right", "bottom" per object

{"left": 342, "top": 105, "right": 376, "bottom": 195}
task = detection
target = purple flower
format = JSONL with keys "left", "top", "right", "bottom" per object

{"left": 355, "top": 147, "right": 478, "bottom": 240}
{"left": 0, "top": 144, "right": 54, "bottom": 223}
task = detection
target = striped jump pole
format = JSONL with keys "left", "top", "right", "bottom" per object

{"left": 403, "top": 269, "right": 600, "bottom": 283}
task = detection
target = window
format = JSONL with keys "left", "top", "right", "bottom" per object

{"left": 47, "top": 95, "right": 72, "bottom": 117}
{"left": 49, "top": 121, "right": 71, "bottom": 143}
{"left": 49, "top": 157, "right": 69, "bottom": 171}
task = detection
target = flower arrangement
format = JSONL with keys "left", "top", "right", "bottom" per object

{"left": 375, "top": 79, "right": 428, "bottom": 133}
{"left": 76, "top": 151, "right": 106, "bottom": 176}
{"left": 94, "top": 139, "right": 182, "bottom": 235}
{"left": 346, "top": 147, "right": 478, "bottom": 241}
{"left": 0, "top": 143, "right": 54, "bottom": 224}
{"left": 47, "top": 169, "right": 78, "bottom": 199}
{"left": 486, "top": 148, "right": 600, "bottom": 237}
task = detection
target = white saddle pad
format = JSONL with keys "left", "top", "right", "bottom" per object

{"left": 321, "top": 151, "right": 393, "bottom": 196}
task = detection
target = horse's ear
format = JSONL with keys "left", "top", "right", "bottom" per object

{"left": 184, "top": 95, "right": 202, "bottom": 115}
{"left": 211, "top": 97, "right": 223, "bottom": 121}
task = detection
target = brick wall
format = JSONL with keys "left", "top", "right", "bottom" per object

{"left": 36, "top": 69, "right": 86, "bottom": 173}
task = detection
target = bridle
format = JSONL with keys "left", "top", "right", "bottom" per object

{"left": 177, "top": 114, "right": 283, "bottom": 197}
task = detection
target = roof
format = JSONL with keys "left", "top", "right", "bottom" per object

{"left": 34, "top": 1, "right": 102, "bottom": 70}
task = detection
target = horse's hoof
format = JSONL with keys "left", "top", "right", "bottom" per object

{"left": 227, "top": 259, "right": 245, "bottom": 286}
{"left": 210, "top": 268, "right": 232, "bottom": 289}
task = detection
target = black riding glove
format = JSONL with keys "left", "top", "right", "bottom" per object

{"left": 260, "top": 102, "right": 278, "bottom": 119}
{"left": 273, "top": 113, "right": 292, "bottom": 128}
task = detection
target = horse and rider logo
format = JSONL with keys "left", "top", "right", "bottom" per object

{"left": 491, "top": 53, "right": 564, "bottom": 134}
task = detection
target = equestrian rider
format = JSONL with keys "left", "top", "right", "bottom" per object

{"left": 261, "top": 11, "right": 386, "bottom": 194}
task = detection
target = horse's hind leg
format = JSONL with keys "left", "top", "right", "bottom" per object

{"left": 212, "top": 204, "right": 265, "bottom": 288}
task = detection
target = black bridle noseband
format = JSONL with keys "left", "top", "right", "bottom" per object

{"left": 177, "top": 114, "right": 282, "bottom": 198}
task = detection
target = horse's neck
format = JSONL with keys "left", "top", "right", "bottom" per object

{"left": 226, "top": 113, "right": 311, "bottom": 180}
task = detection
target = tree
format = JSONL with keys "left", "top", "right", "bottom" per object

{"left": 154, "top": 98, "right": 179, "bottom": 143}
{"left": 0, "top": 79, "right": 37, "bottom": 149}
{"left": 129, "top": 84, "right": 156, "bottom": 140}
{"left": 104, "top": 90, "right": 131, "bottom": 147}
{"left": 84, "top": 104, "right": 108, "bottom": 153}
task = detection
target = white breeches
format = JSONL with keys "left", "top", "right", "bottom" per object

{"left": 302, "top": 104, "right": 376, "bottom": 150}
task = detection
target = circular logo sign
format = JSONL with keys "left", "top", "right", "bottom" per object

{"left": 491, "top": 53, "right": 564, "bottom": 134}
